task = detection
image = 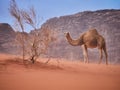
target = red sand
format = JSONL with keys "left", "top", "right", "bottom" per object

{"left": 0, "top": 54, "right": 120, "bottom": 90}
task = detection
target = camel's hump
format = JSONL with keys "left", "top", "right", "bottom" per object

{"left": 87, "top": 29, "right": 99, "bottom": 35}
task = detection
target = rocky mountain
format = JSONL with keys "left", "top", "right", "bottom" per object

{"left": 0, "top": 9, "right": 120, "bottom": 64}
{"left": 0, "top": 23, "right": 16, "bottom": 53}
{"left": 40, "top": 9, "right": 120, "bottom": 64}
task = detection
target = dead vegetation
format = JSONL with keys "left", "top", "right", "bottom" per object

{"left": 0, "top": 56, "right": 62, "bottom": 72}
{"left": 9, "top": 0, "right": 57, "bottom": 64}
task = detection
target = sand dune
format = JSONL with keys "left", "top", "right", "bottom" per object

{"left": 0, "top": 54, "right": 120, "bottom": 90}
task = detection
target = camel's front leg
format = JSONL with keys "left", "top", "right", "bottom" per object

{"left": 82, "top": 45, "right": 89, "bottom": 63}
{"left": 98, "top": 48, "right": 103, "bottom": 64}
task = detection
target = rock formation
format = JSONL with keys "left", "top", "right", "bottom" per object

{"left": 40, "top": 9, "right": 120, "bottom": 64}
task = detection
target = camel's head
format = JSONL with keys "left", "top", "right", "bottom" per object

{"left": 64, "top": 32, "right": 69, "bottom": 38}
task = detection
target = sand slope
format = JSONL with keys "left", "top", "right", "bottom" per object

{"left": 0, "top": 54, "right": 120, "bottom": 90}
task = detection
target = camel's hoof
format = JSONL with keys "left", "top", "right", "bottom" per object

{"left": 106, "top": 63, "right": 108, "bottom": 65}
{"left": 98, "top": 62, "right": 101, "bottom": 64}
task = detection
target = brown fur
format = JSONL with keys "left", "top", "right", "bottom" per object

{"left": 65, "top": 29, "right": 108, "bottom": 65}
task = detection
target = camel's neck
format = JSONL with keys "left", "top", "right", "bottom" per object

{"left": 66, "top": 33, "right": 82, "bottom": 46}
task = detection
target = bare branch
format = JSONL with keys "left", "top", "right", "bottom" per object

{"left": 21, "top": 7, "right": 37, "bottom": 29}
{"left": 9, "top": 0, "right": 25, "bottom": 61}
{"left": 9, "top": 0, "right": 24, "bottom": 31}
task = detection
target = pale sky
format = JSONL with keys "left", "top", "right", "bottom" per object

{"left": 0, "top": 0, "right": 120, "bottom": 32}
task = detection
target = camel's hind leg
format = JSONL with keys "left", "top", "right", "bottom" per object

{"left": 103, "top": 45, "right": 108, "bottom": 65}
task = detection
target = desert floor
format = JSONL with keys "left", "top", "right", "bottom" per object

{"left": 0, "top": 54, "right": 120, "bottom": 90}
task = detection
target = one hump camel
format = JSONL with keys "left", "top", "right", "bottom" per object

{"left": 65, "top": 29, "right": 108, "bottom": 65}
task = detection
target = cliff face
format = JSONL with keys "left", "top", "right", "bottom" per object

{"left": 0, "top": 23, "right": 15, "bottom": 53}
{"left": 0, "top": 9, "right": 120, "bottom": 64}
{"left": 40, "top": 9, "right": 120, "bottom": 64}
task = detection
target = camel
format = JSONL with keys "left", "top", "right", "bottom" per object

{"left": 65, "top": 29, "right": 108, "bottom": 65}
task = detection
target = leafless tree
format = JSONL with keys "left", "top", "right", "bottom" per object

{"left": 20, "top": 7, "right": 40, "bottom": 63}
{"left": 9, "top": 0, "right": 57, "bottom": 64}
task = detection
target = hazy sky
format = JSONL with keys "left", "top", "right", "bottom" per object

{"left": 0, "top": 0, "right": 120, "bottom": 32}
